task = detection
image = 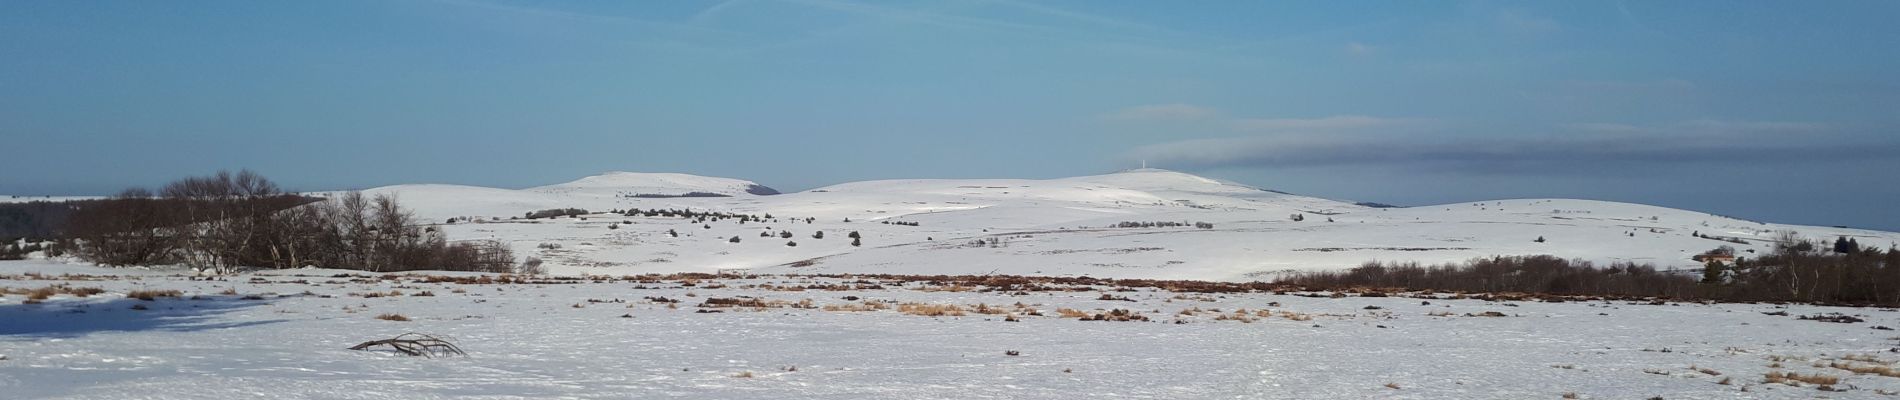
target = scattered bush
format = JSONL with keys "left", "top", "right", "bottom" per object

{"left": 524, "top": 208, "right": 588, "bottom": 219}
{"left": 1278, "top": 255, "right": 1694, "bottom": 299}
{"left": 127, "top": 289, "right": 183, "bottom": 301}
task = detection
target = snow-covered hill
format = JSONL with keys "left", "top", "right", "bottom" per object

{"left": 529, "top": 171, "right": 779, "bottom": 198}
{"left": 344, "top": 170, "right": 1899, "bottom": 281}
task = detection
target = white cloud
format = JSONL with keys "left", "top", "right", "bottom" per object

{"left": 1131, "top": 119, "right": 1885, "bottom": 172}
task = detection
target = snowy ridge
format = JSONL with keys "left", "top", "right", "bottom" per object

{"left": 326, "top": 170, "right": 1900, "bottom": 281}
{"left": 529, "top": 171, "right": 779, "bottom": 198}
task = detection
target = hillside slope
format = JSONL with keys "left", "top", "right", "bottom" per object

{"left": 347, "top": 170, "right": 1899, "bottom": 281}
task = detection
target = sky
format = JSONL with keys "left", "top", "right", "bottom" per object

{"left": 2, "top": 0, "right": 1898, "bottom": 230}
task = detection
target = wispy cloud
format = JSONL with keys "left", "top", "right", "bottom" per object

{"left": 1496, "top": 9, "right": 1560, "bottom": 34}
{"left": 426, "top": 0, "right": 728, "bottom": 34}
{"left": 1134, "top": 120, "right": 1897, "bottom": 173}
{"left": 1344, "top": 42, "right": 1375, "bottom": 56}
{"left": 1105, "top": 104, "right": 1219, "bottom": 121}
{"left": 1230, "top": 115, "right": 1422, "bottom": 132}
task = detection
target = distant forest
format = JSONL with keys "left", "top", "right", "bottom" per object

{"left": 1, "top": 199, "right": 86, "bottom": 240}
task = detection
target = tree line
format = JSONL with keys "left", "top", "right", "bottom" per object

{"left": 1279, "top": 235, "right": 1900, "bottom": 306}
{"left": 63, "top": 170, "right": 518, "bottom": 274}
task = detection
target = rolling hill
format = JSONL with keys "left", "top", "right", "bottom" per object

{"left": 340, "top": 169, "right": 1900, "bottom": 281}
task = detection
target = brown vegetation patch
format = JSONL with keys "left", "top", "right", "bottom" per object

{"left": 898, "top": 303, "right": 965, "bottom": 317}
{"left": 127, "top": 289, "right": 182, "bottom": 301}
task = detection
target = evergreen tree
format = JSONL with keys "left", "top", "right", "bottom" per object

{"left": 1701, "top": 259, "right": 1726, "bottom": 284}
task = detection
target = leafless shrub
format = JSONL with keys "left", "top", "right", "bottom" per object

{"left": 348, "top": 333, "right": 464, "bottom": 357}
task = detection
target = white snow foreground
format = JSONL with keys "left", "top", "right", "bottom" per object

{"left": 3, "top": 268, "right": 1899, "bottom": 399}
{"left": 339, "top": 169, "right": 1895, "bottom": 281}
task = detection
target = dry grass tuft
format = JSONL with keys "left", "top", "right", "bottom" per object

{"left": 972, "top": 303, "right": 1010, "bottom": 315}
{"left": 822, "top": 301, "right": 890, "bottom": 312}
{"left": 1827, "top": 361, "right": 1900, "bottom": 378}
{"left": 1842, "top": 353, "right": 1887, "bottom": 363}
{"left": 1764, "top": 371, "right": 1840, "bottom": 386}
{"left": 374, "top": 313, "right": 411, "bottom": 322}
{"left": 1214, "top": 311, "right": 1257, "bottom": 323}
{"left": 898, "top": 303, "right": 965, "bottom": 317}
{"left": 1055, "top": 308, "right": 1091, "bottom": 318}
{"left": 1276, "top": 310, "right": 1313, "bottom": 321}
{"left": 917, "top": 284, "right": 972, "bottom": 293}
{"left": 5, "top": 285, "right": 107, "bottom": 300}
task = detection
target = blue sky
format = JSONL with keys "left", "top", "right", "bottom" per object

{"left": 3, "top": 0, "right": 1898, "bottom": 230}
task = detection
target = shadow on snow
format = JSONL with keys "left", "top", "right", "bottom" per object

{"left": 0, "top": 296, "right": 284, "bottom": 338}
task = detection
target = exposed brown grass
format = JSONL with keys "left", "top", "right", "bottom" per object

{"left": 1276, "top": 310, "right": 1313, "bottom": 321}
{"left": 822, "top": 301, "right": 890, "bottom": 312}
{"left": 971, "top": 303, "right": 1010, "bottom": 315}
{"left": 1842, "top": 354, "right": 1888, "bottom": 363}
{"left": 127, "top": 289, "right": 182, "bottom": 301}
{"left": 1828, "top": 361, "right": 1900, "bottom": 378}
{"left": 1214, "top": 311, "right": 1257, "bottom": 323}
{"left": 1764, "top": 371, "right": 1840, "bottom": 386}
{"left": 898, "top": 303, "right": 965, "bottom": 317}
{"left": 4, "top": 285, "right": 107, "bottom": 300}
{"left": 916, "top": 283, "right": 972, "bottom": 293}
{"left": 1055, "top": 308, "right": 1090, "bottom": 318}
{"left": 1082, "top": 309, "right": 1148, "bottom": 322}
{"left": 374, "top": 313, "right": 410, "bottom": 322}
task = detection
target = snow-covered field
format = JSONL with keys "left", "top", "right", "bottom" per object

{"left": 5, "top": 262, "right": 1900, "bottom": 399}
{"left": 8, "top": 169, "right": 1900, "bottom": 399}
{"left": 346, "top": 169, "right": 1900, "bottom": 281}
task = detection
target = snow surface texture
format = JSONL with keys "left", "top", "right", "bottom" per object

{"left": 347, "top": 169, "right": 1897, "bottom": 281}
{"left": 4, "top": 266, "right": 1900, "bottom": 399}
